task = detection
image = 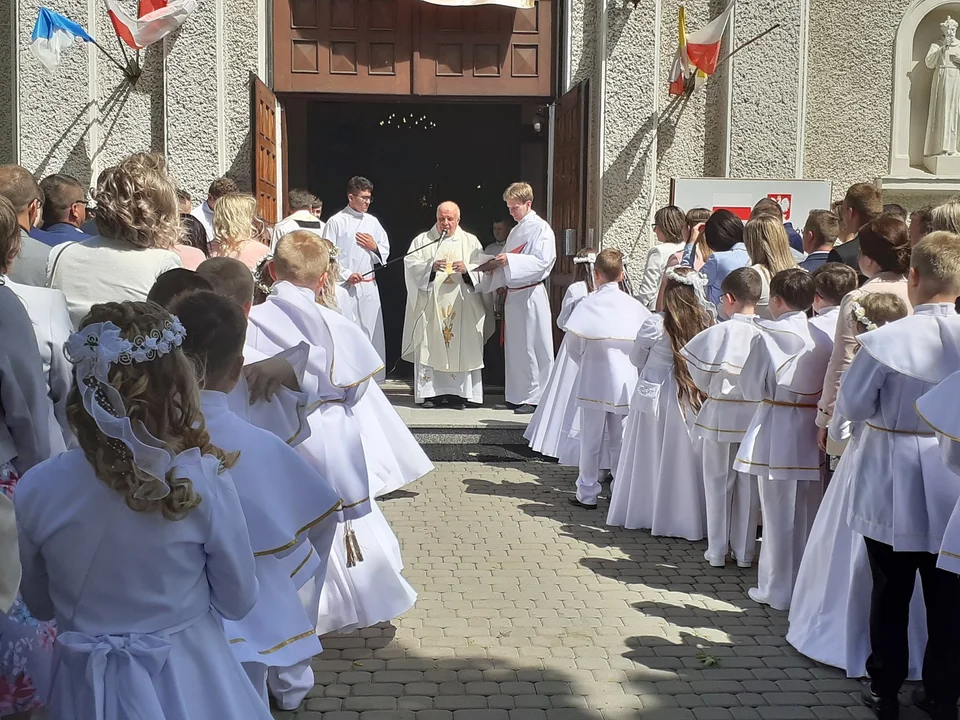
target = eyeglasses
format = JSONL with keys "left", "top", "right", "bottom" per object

{"left": 352, "top": 195, "right": 373, "bottom": 204}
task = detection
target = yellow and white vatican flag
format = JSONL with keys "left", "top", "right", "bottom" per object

{"left": 668, "top": 5, "right": 690, "bottom": 95}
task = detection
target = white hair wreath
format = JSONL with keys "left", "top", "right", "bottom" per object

{"left": 664, "top": 266, "right": 716, "bottom": 319}
{"left": 573, "top": 253, "right": 597, "bottom": 265}
{"left": 850, "top": 299, "right": 878, "bottom": 332}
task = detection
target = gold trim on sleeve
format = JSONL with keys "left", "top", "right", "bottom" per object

{"left": 290, "top": 546, "right": 315, "bottom": 578}
{"left": 253, "top": 499, "right": 343, "bottom": 557}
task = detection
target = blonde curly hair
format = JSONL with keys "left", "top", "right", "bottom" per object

{"left": 95, "top": 155, "right": 179, "bottom": 250}
{"left": 213, "top": 193, "right": 260, "bottom": 257}
{"left": 67, "top": 301, "right": 237, "bottom": 521}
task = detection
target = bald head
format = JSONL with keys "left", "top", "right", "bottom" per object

{"left": 437, "top": 201, "right": 461, "bottom": 236}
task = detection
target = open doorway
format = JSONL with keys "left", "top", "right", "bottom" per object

{"left": 285, "top": 98, "right": 547, "bottom": 381}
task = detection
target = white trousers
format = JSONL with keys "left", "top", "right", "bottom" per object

{"left": 576, "top": 409, "right": 623, "bottom": 505}
{"left": 702, "top": 440, "right": 761, "bottom": 566}
{"left": 267, "top": 578, "right": 320, "bottom": 710}
{"left": 752, "top": 477, "right": 823, "bottom": 611}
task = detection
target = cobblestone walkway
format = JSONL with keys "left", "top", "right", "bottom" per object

{"left": 273, "top": 461, "right": 884, "bottom": 720}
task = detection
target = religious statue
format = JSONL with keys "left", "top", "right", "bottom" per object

{"left": 924, "top": 16, "right": 960, "bottom": 158}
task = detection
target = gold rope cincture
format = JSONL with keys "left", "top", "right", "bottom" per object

{"left": 344, "top": 521, "right": 365, "bottom": 567}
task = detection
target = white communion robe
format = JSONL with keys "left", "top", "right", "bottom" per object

{"left": 271, "top": 210, "right": 326, "bottom": 252}
{"left": 525, "top": 281, "right": 589, "bottom": 458}
{"left": 480, "top": 210, "right": 556, "bottom": 406}
{"left": 402, "top": 226, "right": 488, "bottom": 404}
{"left": 246, "top": 281, "right": 417, "bottom": 635}
{"left": 917, "top": 368, "right": 960, "bottom": 573}
{"left": 734, "top": 311, "right": 833, "bottom": 611}
{"left": 15, "top": 449, "right": 273, "bottom": 720}
{"left": 681, "top": 313, "right": 762, "bottom": 568}
{"left": 199, "top": 391, "right": 341, "bottom": 703}
{"left": 608, "top": 315, "right": 707, "bottom": 541}
{"left": 787, "top": 416, "right": 928, "bottom": 680}
{"left": 564, "top": 283, "right": 648, "bottom": 506}
{"left": 841, "top": 304, "right": 960, "bottom": 556}
{"left": 323, "top": 206, "right": 390, "bottom": 381}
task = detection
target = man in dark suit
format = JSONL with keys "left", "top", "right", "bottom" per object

{"left": 827, "top": 183, "right": 883, "bottom": 285}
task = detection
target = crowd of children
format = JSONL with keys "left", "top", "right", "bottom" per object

{"left": 532, "top": 193, "right": 960, "bottom": 720}
{"left": 0, "top": 153, "right": 432, "bottom": 717}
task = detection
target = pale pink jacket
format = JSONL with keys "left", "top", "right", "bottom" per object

{"left": 815, "top": 271, "right": 913, "bottom": 428}
{"left": 210, "top": 239, "right": 270, "bottom": 270}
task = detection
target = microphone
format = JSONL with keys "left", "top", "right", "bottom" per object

{"left": 438, "top": 228, "right": 448, "bottom": 242}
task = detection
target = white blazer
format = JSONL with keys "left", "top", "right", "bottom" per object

{"left": 6, "top": 279, "right": 75, "bottom": 450}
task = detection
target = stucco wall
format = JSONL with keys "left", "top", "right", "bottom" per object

{"left": 803, "top": 0, "right": 909, "bottom": 196}
{"left": 13, "top": 0, "right": 258, "bottom": 198}
{"left": 0, "top": 2, "right": 14, "bottom": 164}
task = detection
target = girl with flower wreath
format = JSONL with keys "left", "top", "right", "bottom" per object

{"left": 0, "top": 196, "right": 58, "bottom": 720}
{"left": 787, "top": 291, "right": 927, "bottom": 682}
{"left": 13, "top": 301, "right": 274, "bottom": 719}
{"left": 607, "top": 266, "right": 712, "bottom": 540}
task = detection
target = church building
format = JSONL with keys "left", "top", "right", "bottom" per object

{"left": 0, "top": 0, "right": 956, "bottom": 358}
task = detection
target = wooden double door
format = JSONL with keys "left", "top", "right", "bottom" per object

{"left": 273, "top": 0, "right": 553, "bottom": 98}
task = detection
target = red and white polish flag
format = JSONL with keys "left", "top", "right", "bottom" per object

{"left": 684, "top": 1, "right": 735, "bottom": 76}
{"left": 103, "top": 0, "right": 196, "bottom": 50}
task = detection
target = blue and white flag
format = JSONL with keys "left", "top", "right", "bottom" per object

{"left": 30, "top": 8, "right": 94, "bottom": 73}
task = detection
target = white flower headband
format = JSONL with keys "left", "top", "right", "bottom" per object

{"left": 64, "top": 317, "right": 187, "bottom": 500}
{"left": 573, "top": 253, "right": 597, "bottom": 265}
{"left": 851, "top": 299, "right": 878, "bottom": 332}
{"left": 664, "top": 266, "right": 717, "bottom": 319}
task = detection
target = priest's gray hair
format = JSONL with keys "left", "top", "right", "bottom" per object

{"left": 437, "top": 201, "right": 461, "bottom": 219}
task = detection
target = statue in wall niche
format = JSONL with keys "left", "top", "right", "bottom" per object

{"left": 924, "top": 16, "right": 960, "bottom": 158}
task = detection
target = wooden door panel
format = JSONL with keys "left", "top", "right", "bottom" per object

{"left": 549, "top": 80, "right": 588, "bottom": 349}
{"left": 252, "top": 74, "right": 281, "bottom": 223}
{"left": 274, "top": 0, "right": 551, "bottom": 96}
{"left": 274, "top": 0, "right": 413, "bottom": 94}
{"left": 416, "top": 0, "right": 552, "bottom": 97}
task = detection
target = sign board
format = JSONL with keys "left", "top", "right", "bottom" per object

{"left": 670, "top": 178, "right": 834, "bottom": 225}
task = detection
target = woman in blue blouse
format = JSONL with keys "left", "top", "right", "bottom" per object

{"left": 701, "top": 209, "right": 749, "bottom": 309}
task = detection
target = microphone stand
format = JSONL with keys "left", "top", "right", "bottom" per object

{"left": 360, "top": 229, "right": 448, "bottom": 278}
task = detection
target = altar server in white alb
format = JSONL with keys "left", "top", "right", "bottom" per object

{"left": 402, "top": 201, "right": 489, "bottom": 408}
{"left": 173, "top": 291, "right": 342, "bottom": 709}
{"left": 525, "top": 247, "right": 596, "bottom": 459}
{"left": 681, "top": 267, "right": 763, "bottom": 568}
{"left": 271, "top": 188, "right": 325, "bottom": 251}
{"left": 322, "top": 176, "right": 389, "bottom": 381}
{"left": 839, "top": 233, "right": 960, "bottom": 720}
{"left": 565, "top": 249, "right": 649, "bottom": 509}
{"left": 246, "top": 232, "right": 418, "bottom": 637}
{"left": 15, "top": 302, "right": 274, "bottom": 720}
{"left": 478, "top": 183, "right": 556, "bottom": 414}
{"left": 607, "top": 267, "right": 711, "bottom": 540}
{"left": 734, "top": 269, "right": 832, "bottom": 612}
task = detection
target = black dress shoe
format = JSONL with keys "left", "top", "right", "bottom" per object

{"left": 421, "top": 399, "right": 437, "bottom": 409}
{"left": 861, "top": 689, "right": 900, "bottom": 720}
{"left": 494, "top": 402, "right": 518, "bottom": 410}
{"left": 568, "top": 497, "right": 598, "bottom": 510}
{"left": 913, "top": 688, "right": 958, "bottom": 720}
{"left": 514, "top": 404, "right": 536, "bottom": 415}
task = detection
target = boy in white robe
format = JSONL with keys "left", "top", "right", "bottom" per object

{"left": 682, "top": 267, "right": 763, "bottom": 568}
{"left": 246, "top": 232, "right": 418, "bottom": 641}
{"left": 321, "top": 176, "right": 389, "bottom": 380}
{"left": 734, "top": 269, "right": 832, "bottom": 611}
{"left": 565, "top": 249, "right": 649, "bottom": 508}
{"left": 808, "top": 263, "right": 860, "bottom": 471}
{"left": 839, "top": 233, "right": 960, "bottom": 720}
{"left": 172, "top": 291, "right": 342, "bottom": 706}
{"left": 478, "top": 183, "right": 556, "bottom": 414}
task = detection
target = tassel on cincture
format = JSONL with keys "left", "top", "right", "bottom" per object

{"left": 344, "top": 523, "right": 365, "bottom": 567}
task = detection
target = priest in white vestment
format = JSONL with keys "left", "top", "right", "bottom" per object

{"left": 479, "top": 183, "right": 556, "bottom": 414}
{"left": 322, "top": 176, "right": 389, "bottom": 382}
{"left": 402, "top": 202, "right": 489, "bottom": 407}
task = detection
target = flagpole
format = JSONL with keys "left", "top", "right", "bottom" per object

{"left": 712, "top": 24, "right": 781, "bottom": 71}
{"left": 90, "top": 38, "right": 132, "bottom": 76}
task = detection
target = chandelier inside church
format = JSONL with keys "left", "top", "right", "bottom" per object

{"left": 379, "top": 112, "right": 438, "bottom": 130}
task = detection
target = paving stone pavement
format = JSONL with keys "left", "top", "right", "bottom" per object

{"left": 272, "top": 461, "right": 918, "bottom": 720}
